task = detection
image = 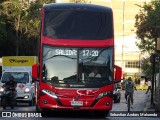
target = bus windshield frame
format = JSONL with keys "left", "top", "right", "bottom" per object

{"left": 42, "top": 45, "right": 113, "bottom": 88}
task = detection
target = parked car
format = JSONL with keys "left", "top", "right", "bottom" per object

{"left": 113, "top": 84, "right": 121, "bottom": 103}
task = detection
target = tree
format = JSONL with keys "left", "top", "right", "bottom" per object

{"left": 135, "top": 0, "right": 160, "bottom": 77}
{"left": 135, "top": 0, "right": 160, "bottom": 54}
{"left": 23, "top": 0, "right": 55, "bottom": 55}
{"left": 0, "top": 0, "right": 55, "bottom": 56}
{"left": 25, "top": 0, "right": 55, "bottom": 38}
{"left": 140, "top": 58, "right": 154, "bottom": 78}
{"left": 0, "top": 10, "right": 17, "bottom": 56}
{"left": 0, "top": 0, "right": 29, "bottom": 55}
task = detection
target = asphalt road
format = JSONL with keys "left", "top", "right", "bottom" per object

{"left": 0, "top": 90, "right": 159, "bottom": 120}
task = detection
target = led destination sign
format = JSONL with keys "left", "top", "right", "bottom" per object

{"left": 55, "top": 49, "right": 77, "bottom": 56}
{"left": 55, "top": 49, "right": 99, "bottom": 57}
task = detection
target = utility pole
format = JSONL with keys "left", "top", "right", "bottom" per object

{"left": 150, "top": 37, "right": 160, "bottom": 106}
{"left": 150, "top": 54, "right": 155, "bottom": 105}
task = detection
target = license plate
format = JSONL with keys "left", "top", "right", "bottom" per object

{"left": 71, "top": 101, "right": 83, "bottom": 106}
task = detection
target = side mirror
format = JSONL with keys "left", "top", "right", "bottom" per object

{"left": 114, "top": 65, "right": 122, "bottom": 83}
{"left": 32, "top": 64, "right": 39, "bottom": 81}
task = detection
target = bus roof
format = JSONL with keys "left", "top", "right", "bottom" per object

{"left": 43, "top": 3, "right": 112, "bottom": 13}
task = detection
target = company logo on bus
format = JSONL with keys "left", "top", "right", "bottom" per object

{"left": 76, "top": 89, "right": 98, "bottom": 96}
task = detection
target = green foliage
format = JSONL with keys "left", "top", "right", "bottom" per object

{"left": 0, "top": 0, "right": 31, "bottom": 55}
{"left": 0, "top": 18, "right": 6, "bottom": 41}
{"left": 0, "top": 0, "right": 55, "bottom": 56}
{"left": 1, "top": 0, "right": 28, "bottom": 31}
{"left": 140, "top": 57, "right": 160, "bottom": 78}
{"left": 0, "top": 16, "right": 16, "bottom": 56}
{"left": 135, "top": 0, "right": 160, "bottom": 54}
{"left": 135, "top": 1, "right": 160, "bottom": 76}
{"left": 140, "top": 58, "right": 152, "bottom": 77}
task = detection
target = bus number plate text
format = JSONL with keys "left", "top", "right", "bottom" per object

{"left": 71, "top": 101, "right": 83, "bottom": 106}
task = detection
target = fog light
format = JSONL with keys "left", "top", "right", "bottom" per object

{"left": 43, "top": 100, "right": 48, "bottom": 104}
{"left": 24, "top": 96, "right": 29, "bottom": 99}
{"left": 106, "top": 102, "right": 110, "bottom": 106}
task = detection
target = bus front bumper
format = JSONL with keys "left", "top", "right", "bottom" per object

{"left": 38, "top": 96, "right": 113, "bottom": 111}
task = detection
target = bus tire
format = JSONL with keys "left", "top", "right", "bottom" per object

{"left": 36, "top": 105, "right": 42, "bottom": 112}
{"left": 94, "top": 111, "right": 109, "bottom": 118}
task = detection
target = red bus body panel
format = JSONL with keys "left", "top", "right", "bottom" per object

{"left": 42, "top": 36, "right": 114, "bottom": 47}
{"left": 36, "top": 4, "right": 116, "bottom": 112}
{"left": 36, "top": 36, "right": 114, "bottom": 111}
{"left": 38, "top": 82, "right": 113, "bottom": 110}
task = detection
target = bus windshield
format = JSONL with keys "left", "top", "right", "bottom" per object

{"left": 43, "top": 10, "right": 113, "bottom": 40}
{"left": 1, "top": 72, "right": 29, "bottom": 83}
{"left": 42, "top": 45, "right": 113, "bottom": 88}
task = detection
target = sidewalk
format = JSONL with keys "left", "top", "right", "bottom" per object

{"left": 143, "top": 93, "right": 160, "bottom": 118}
{"left": 144, "top": 93, "right": 155, "bottom": 112}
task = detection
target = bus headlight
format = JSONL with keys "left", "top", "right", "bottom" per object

{"left": 0, "top": 87, "right": 4, "bottom": 92}
{"left": 24, "top": 88, "right": 30, "bottom": 93}
{"left": 42, "top": 89, "right": 58, "bottom": 99}
{"left": 97, "top": 91, "right": 112, "bottom": 99}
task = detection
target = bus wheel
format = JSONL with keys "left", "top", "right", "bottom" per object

{"left": 94, "top": 111, "right": 109, "bottom": 118}
{"left": 36, "top": 105, "right": 42, "bottom": 112}
{"left": 37, "top": 108, "right": 51, "bottom": 117}
{"left": 36, "top": 106, "right": 48, "bottom": 112}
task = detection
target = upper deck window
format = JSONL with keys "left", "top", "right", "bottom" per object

{"left": 43, "top": 9, "right": 113, "bottom": 40}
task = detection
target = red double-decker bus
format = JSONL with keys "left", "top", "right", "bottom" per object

{"left": 32, "top": 3, "right": 122, "bottom": 117}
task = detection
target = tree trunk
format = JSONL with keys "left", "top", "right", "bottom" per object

{"left": 16, "top": 30, "right": 19, "bottom": 56}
